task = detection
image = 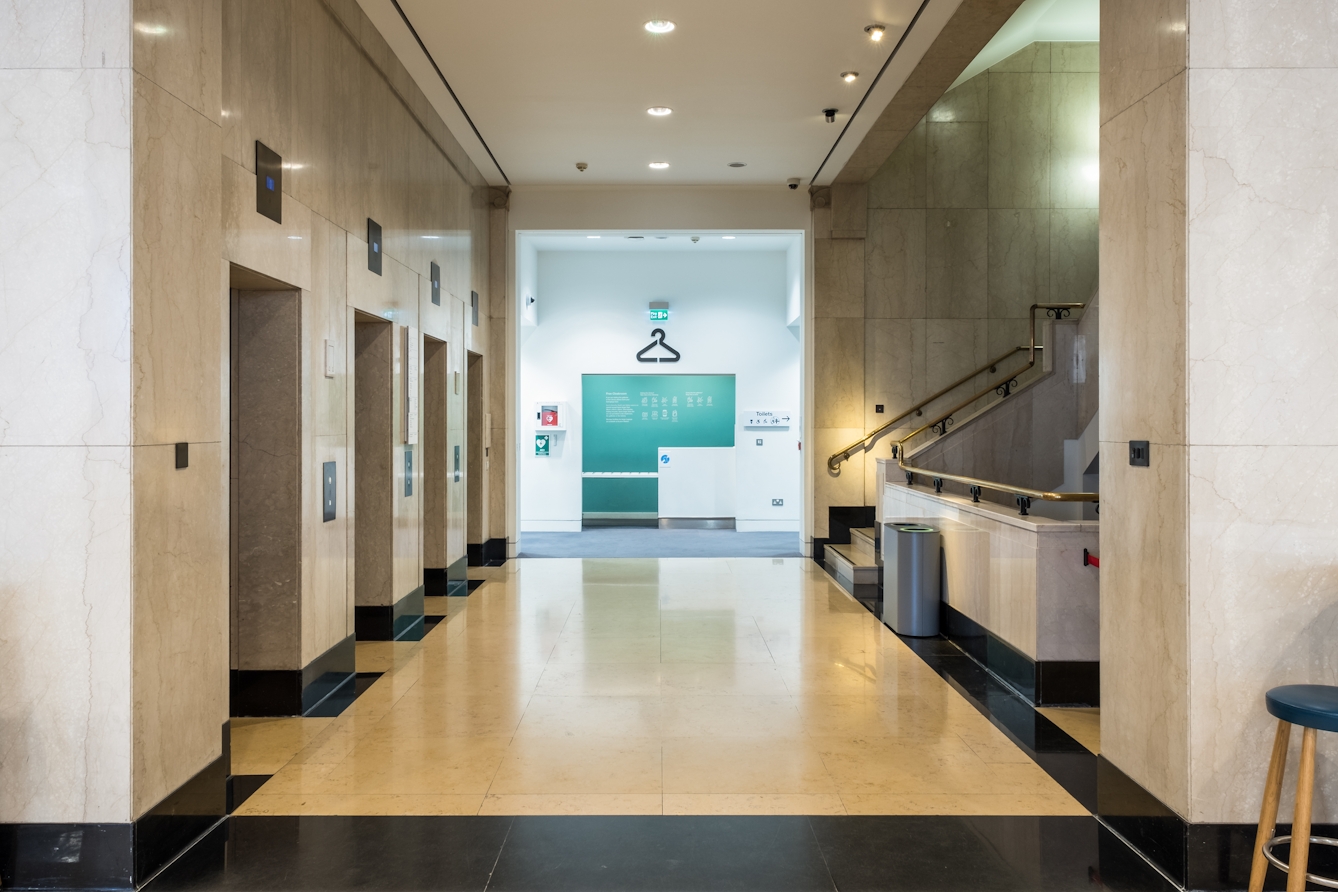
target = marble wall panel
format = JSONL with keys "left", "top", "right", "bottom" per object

{"left": 1053, "top": 42, "right": 1099, "bottom": 74}
{"left": 130, "top": 441, "right": 227, "bottom": 816}
{"left": 1098, "top": 74, "right": 1186, "bottom": 447}
{"left": 220, "top": 0, "right": 291, "bottom": 170}
{"left": 1050, "top": 209, "right": 1099, "bottom": 303}
{"left": 988, "top": 208, "right": 1049, "bottom": 319}
{"left": 221, "top": 157, "right": 312, "bottom": 290}
{"left": 1034, "top": 532, "right": 1099, "bottom": 661}
{"left": 1186, "top": 68, "right": 1338, "bottom": 448}
{"left": 309, "top": 213, "right": 347, "bottom": 438}
{"left": 867, "top": 120, "right": 925, "bottom": 210}
{"left": 865, "top": 210, "right": 926, "bottom": 319}
{"left": 1187, "top": 444, "right": 1338, "bottom": 823}
{"left": 0, "top": 445, "right": 132, "bottom": 823}
{"left": 1100, "top": 0, "right": 1186, "bottom": 124}
{"left": 814, "top": 317, "right": 865, "bottom": 430}
{"left": 132, "top": 73, "right": 223, "bottom": 445}
{"left": 864, "top": 320, "right": 916, "bottom": 433}
{"left": 422, "top": 337, "right": 449, "bottom": 569}
{"left": 0, "top": 68, "right": 132, "bottom": 447}
{"left": 927, "top": 122, "right": 988, "bottom": 208}
{"left": 303, "top": 431, "right": 349, "bottom": 666}
{"left": 815, "top": 238, "right": 865, "bottom": 318}
{"left": 0, "top": 0, "right": 130, "bottom": 68}
{"left": 989, "top": 527, "right": 1037, "bottom": 657}
{"left": 990, "top": 41, "right": 1051, "bottom": 73}
{"left": 132, "top": 0, "right": 221, "bottom": 123}
{"left": 392, "top": 321, "right": 422, "bottom": 604}
{"left": 830, "top": 184, "right": 868, "bottom": 237}
{"left": 989, "top": 73, "right": 1051, "bottom": 209}
{"left": 925, "top": 209, "right": 988, "bottom": 319}
{"left": 1100, "top": 440, "right": 1190, "bottom": 816}
{"left": 813, "top": 427, "right": 867, "bottom": 538}
{"left": 447, "top": 297, "right": 468, "bottom": 568}
{"left": 927, "top": 75, "right": 988, "bottom": 123}
{"left": 924, "top": 319, "right": 988, "bottom": 393}
{"left": 1188, "top": 0, "right": 1338, "bottom": 69}
{"left": 1051, "top": 73, "right": 1100, "bottom": 209}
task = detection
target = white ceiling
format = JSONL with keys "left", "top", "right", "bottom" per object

{"left": 362, "top": 0, "right": 945, "bottom": 187}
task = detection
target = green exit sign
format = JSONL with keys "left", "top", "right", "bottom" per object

{"left": 649, "top": 308, "right": 669, "bottom": 321}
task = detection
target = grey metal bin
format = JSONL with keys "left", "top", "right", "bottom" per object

{"left": 882, "top": 524, "right": 942, "bottom": 637}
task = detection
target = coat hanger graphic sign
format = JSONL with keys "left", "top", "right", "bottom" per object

{"left": 636, "top": 328, "right": 681, "bottom": 363}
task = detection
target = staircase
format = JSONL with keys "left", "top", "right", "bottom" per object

{"left": 824, "top": 527, "right": 880, "bottom": 601}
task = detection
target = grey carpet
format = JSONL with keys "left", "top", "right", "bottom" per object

{"left": 518, "top": 528, "right": 803, "bottom": 558}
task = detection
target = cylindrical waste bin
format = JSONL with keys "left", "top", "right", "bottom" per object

{"left": 882, "top": 524, "right": 941, "bottom": 637}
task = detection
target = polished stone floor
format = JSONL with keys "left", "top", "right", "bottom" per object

{"left": 230, "top": 558, "right": 1084, "bottom": 817}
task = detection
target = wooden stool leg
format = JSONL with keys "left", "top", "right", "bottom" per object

{"left": 1288, "top": 727, "right": 1318, "bottom": 892}
{"left": 1251, "top": 720, "right": 1293, "bottom": 892}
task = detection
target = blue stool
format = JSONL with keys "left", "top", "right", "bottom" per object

{"left": 1250, "top": 685, "right": 1338, "bottom": 892}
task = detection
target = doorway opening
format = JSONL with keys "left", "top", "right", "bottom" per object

{"left": 228, "top": 265, "right": 355, "bottom": 718}
{"left": 514, "top": 231, "right": 804, "bottom": 558}
{"left": 422, "top": 335, "right": 450, "bottom": 595}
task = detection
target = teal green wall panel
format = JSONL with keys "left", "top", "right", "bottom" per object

{"left": 582, "top": 477, "right": 658, "bottom": 514}
{"left": 581, "top": 374, "right": 736, "bottom": 474}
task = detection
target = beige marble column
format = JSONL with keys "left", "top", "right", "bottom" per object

{"left": 1101, "top": 0, "right": 1338, "bottom": 829}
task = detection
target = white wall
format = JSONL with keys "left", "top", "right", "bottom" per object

{"left": 520, "top": 249, "right": 801, "bottom": 531}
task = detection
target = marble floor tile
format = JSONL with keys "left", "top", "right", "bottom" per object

{"left": 234, "top": 558, "right": 1089, "bottom": 818}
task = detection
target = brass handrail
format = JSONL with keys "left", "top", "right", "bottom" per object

{"left": 825, "top": 346, "right": 1037, "bottom": 471}
{"left": 826, "top": 303, "right": 1084, "bottom": 472}
{"left": 891, "top": 303, "right": 1097, "bottom": 516}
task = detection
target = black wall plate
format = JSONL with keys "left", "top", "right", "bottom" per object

{"left": 404, "top": 448, "right": 413, "bottom": 496}
{"left": 175, "top": 443, "right": 188, "bottom": 469}
{"left": 1129, "top": 440, "right": 1150, "bottom": 467}
{"left": 431, "top": 262, "right": 440, "bottom": 305}
{"left": 471, "top": 290, "right": 479, "bottom": 325}
{"left": 322, "top": 461, "right": 336, "bottom": 522}
{"left": 367, "top": 218, "right": 382, "bottom": 275}
{"left": 255, "top": 141, "right": 282, "bottom": 223}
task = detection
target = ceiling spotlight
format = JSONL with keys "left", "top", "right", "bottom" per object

{"left": 728, "top": 162, "right": 746, "bottom": 168}
{"left": 647, "top": 106, "right": 672, "bottom": 116}
{"left": 823, "top": 108, "right": 838, "bottom": 123}
{"left": 576, "top": 162, "right": 588, "bottom": 172}
{"left": 841, "top": 71, "right": 859, "bottom": 83}
{"left": 644, "top": 20, "right": 675, "bottom": 33}
{"left": 865, "top": 24, "right": 886, "bottom": 41}
{"left": 649, "top": 161, "right": 670, "bottom": 169}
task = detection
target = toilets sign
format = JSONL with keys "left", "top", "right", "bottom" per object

{"left": 742, "top": 410, "right": 792, "bottom": 428}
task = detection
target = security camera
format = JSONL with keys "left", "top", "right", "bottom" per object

{"left": 823, "top": 108, "right": 838, "bottom": 123}
{"left": 787, "top": 178, "right": 801, "bottom": 190}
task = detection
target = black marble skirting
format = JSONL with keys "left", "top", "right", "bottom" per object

{"left": 468, "top": 538, "right": 506, "bottom": 567}
{"left": 2, "top": 726, "right": 230, "bottom": 890}
{"left": 446, "top": 556, "right": 468, "bottom": 597}
{"left": 941, "top": 602, "right": 1099, "bottom": 706}
{"left": 229, "top": 634, "right": 356, "bottom": 717}
{"left": 423, "top": 567, "right": 447, "bottom": 596}
{"left": 355, "top": 587, "right": 425, "bottom": 641}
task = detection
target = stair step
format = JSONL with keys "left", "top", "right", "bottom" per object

{"left": 849, "top": 527, "right": 879, "bottom": 559}
{"left": 825, "top": 543, "right": 880, "bottom": 587}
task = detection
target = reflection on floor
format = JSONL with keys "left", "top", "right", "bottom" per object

{"left": 1038, "top": 707, "right": 1101, "bottom": 754}
{"left": 518, "top": 529, "right": 803, "bottom": 558}
{"left": 230, "top": 558, "right": 1083, "bottom": 817}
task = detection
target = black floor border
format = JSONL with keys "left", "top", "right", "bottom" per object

{"left": 143, "top": 814, "right": 1185, "bottom": 892}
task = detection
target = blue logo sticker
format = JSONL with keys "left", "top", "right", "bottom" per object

{"left": 660, "top": 454, "right": 670, "bottom": 465}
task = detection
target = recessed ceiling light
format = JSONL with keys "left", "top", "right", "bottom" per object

{"left": 587, "top": 235, "right": 601, "bottom": 239}
{"left": 644, "top": 20, "right": 675, "bottom": 33}
{"left": 722, "top": 236, "right": 736, "bottom": 240}
{"left": 649, "top": 161, "right": 670, "bottom": 169}
{"left": 865, "top": 24, "right": 886, "bottom": 41}
{"left": 728, "top": 162, "right": 746, "bottom": 168}
{"left": 287, "top": 235, "right": 302, "bottom": 240}
{"left": 647, "top": 106, "right": 673, "bottom": 117}
{"left": 422, "top": 235, "right": 440, "bottom": 239}
{"left": 841, "top": 71, "right": 859, "bottom": 83}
